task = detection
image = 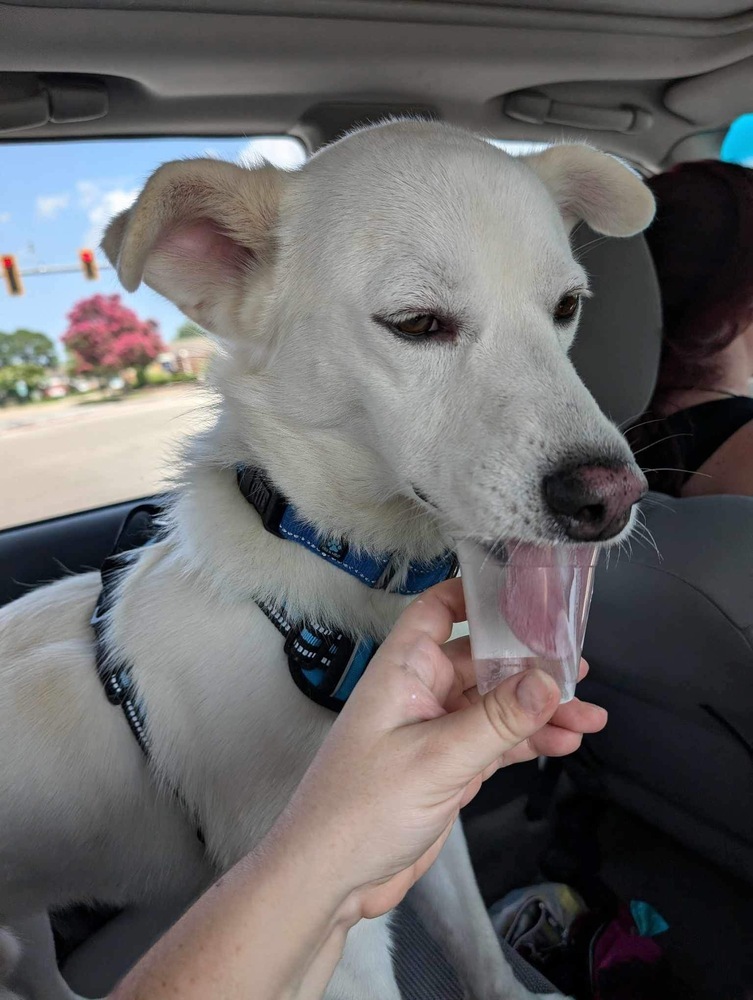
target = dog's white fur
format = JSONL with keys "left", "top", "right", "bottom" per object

{"left": 0, "top": 121, "right": 654, "bottom": 1000}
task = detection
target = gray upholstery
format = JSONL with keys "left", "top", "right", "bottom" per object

{"left": 569, "top": 211, "right": 753, "bottom": 883}
{"left": 569, "top": 223, "right": 662, "bottom": 428}
{"left": 62, "top": 903, "right": 185, "bottom": 996}
{"left": 569, "top": 212, "right": 753, "bottom": 885}
{"left": 393, "top": 904, "right": 560, "bottom": 998}
{"left": 581, "top": 494, "right": 753, "bottom": 884}
{"left": 62, "top": 900, "right": 560, "bottom": 998}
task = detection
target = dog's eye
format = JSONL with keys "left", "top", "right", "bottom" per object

{"left": 373, "top": 311, "right": 456, "bottom": 342}
{"left": 553, "top": 294, "right": 580, "bottom": 323}
{"left": 394, "top": 314, "right": 441, "bottom": 337}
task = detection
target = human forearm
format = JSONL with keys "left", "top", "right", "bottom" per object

{"left": 111, "top": 830, "right": 359, "bottom": 1000}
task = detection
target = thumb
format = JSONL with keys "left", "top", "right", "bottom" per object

{"left": 424, "top": 668, "right": 561, "bottom": 785}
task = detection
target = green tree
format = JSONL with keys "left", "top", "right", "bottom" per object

{"left": 0, "top": 329, "right": 58, "bottom": 370}
{"left": 62, "top": 294, "right": 164, "bottom": 389}
{"left": 176, "top": 321, "right": 206, "bottom": 340}
{"left": 0, "top": 362, "right": 47, "bottom": 405}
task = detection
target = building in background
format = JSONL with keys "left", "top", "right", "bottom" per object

{"left": 165, "top": 335, "right": 214, "bottom": 377}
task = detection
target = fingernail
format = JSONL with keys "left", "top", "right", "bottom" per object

{"left": 515, "top": 670, "right": 556, "bottom": 715}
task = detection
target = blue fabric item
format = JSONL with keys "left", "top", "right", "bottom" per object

{"left": 721, "top": 113, "right": 753, "bottom": 165}
{"left": 299, "top": 637, "right": 380, "bottom": 704}
{"left": 630, "top": 900, "right": 669, "bottom": 938}
{"left": 276, "top": 504, "right": 456, "bottom": 596}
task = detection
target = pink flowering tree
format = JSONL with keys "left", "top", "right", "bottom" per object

{"left": 62, "top": 294, "right": 165, "bottom": 388}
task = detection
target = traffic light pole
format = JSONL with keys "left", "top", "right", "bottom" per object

{"left": 2, "top": 250, "right": 112, "bottom": 295}
{"left": 17, "top": 263, "right": 114, "bottom": 276}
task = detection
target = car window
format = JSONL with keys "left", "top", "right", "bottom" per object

{"left": 0, "top": 135, "right": 306, "bottom": 531}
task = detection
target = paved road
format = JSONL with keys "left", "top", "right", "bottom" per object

{"left": 0, "top": 386, "right": 214, "bottom": 530}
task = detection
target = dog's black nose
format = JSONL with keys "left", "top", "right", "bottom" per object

{"left": 543, "top": 462, "right": 647, "bottom": 542}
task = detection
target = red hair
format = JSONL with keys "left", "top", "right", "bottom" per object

{"left": 645, "top": 159, "right": 753, "bottom": 400}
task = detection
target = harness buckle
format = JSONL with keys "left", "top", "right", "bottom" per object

{"left": 236, "top": 465, "right": 288, "bottom": 538}
{"left": 284, "top": 623, "right": 355, "bottom": 697}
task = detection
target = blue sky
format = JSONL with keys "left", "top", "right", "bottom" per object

{"left": 0, "top": 135, "right": 306, "bottom": 350}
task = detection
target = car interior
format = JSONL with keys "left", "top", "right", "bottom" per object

{"left": 1, "top": 1, "right": 752, "bottom": 998}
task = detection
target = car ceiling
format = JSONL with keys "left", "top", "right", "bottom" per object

{"left": 1, "top": 0, "right": 752, "bottom": 168}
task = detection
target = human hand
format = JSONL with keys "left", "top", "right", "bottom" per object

{"left": 277, "top": 577, "right": 607, "bottom": 922}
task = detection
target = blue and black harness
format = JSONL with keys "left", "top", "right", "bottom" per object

{"left": 91, "top": 466, "right": 457, "bottom": 760}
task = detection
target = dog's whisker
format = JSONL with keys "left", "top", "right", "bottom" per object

{"left": 630, "top": 517, "right": 663, "bottom": 561}
{"left": 572, "top": 234, "right": 608, "bottom": 260}
{"left": 643, "top": 530, "right": 663, "bottom": 562}
{"left": 641, "top": 466, "right": 712, "bottom": 479}
{"left": 630, "top": 431, "right": 693, "bottom": 457}
{"left": 640, "top": 493, "right": 676, "bottom": 513}
{"left": 625, "top": 534, "right": 634, "bottom": 561}
{"left": 633, "top": 505, "right": 661, "bottom": 547}
{"left": 619, "top": 414, "right": 670, "bottom": 433}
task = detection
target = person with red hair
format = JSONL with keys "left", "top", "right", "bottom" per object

{"left": 627, "top": 160, "right": 753, "bottom": 497}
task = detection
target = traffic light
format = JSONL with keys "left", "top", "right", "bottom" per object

{"left": 79, "top": 248, "right": 99, "bottom": 280}
{"left": 2, "top": 254, "right": 23, "bottom": 296}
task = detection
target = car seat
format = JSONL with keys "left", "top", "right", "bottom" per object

{"left": 570, "top": 224, "right": 753, "bottom": 886}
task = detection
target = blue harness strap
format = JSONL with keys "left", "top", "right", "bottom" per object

{"left": 237, "top": 465, "right": 457, "bottom": 595}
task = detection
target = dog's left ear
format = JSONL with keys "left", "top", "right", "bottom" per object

{"left": 101, "top": 158, "right": 289, "bottom": 337}
{"left": 523, "top": 145, "right": 655, "bottom": 237}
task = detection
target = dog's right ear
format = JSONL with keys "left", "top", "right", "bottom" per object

{"left": 523, "top": 144, "right": 655, "bottom": 238}
{"left": 101, "top": 158, "right": 288, "bottom": 337}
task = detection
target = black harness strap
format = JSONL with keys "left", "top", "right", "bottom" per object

{"left": 91, "top": 504, "right": 163, "bottom": 756}
{"left": 90, "top": 504, "right": 205, "bottom": 844}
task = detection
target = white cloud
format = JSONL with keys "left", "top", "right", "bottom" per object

{"left": 77, "top": 181, "right": 139, "bottom": 248}
{"left": 0, "top": 211, "right": 10, "bottom": 224}
{"left": 237, "top": 137, "right": 307, "bottom": 171}
{"left": 36, "top": 193, "right": 70, "bottom": 220}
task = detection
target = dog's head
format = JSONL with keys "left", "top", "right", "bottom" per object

{"left": 103, "top": 121, "right": 653, "bottom": 552}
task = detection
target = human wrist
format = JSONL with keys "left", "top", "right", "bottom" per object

{"left": 257, "top": 813, "right": 366, "bottom": 931}
{"left": 254, "top": 828, "right": 364, "bottom": 1000}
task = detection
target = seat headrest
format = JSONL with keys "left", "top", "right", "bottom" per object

{"left": 569, "top": 225, "right": 662, "bottom": 428}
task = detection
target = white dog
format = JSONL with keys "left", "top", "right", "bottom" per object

{"left": 0, "top": 121, "right": 653, "bottom": 1000}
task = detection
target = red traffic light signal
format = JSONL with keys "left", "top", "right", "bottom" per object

{"left": 2, "top": 254, "right": 23, "bottom": 296}
{"left": 79, "top": 248, "right": 99, "bottom": 280}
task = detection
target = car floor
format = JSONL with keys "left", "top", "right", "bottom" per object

{"left": 464, "top": 773, "right": 753, "bottom": 1000}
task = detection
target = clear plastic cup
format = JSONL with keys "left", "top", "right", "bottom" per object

{"left": 456, "top": 539, "right": 599, "bottom": 703}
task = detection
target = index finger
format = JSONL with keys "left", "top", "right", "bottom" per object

{"left": 381, "top": 577, "right": 466, "bottom": 653}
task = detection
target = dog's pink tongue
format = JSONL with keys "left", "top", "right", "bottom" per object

{"left": 500, "top": 543, "right": 593, "bottom": 660}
